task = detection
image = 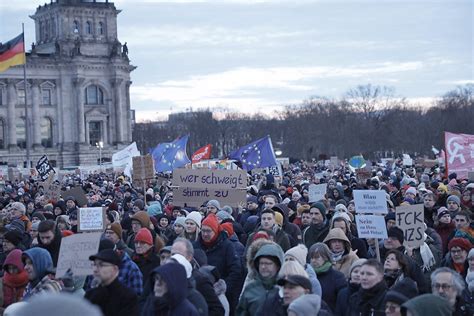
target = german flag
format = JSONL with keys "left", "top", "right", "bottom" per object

{"left": 0, "top": 33, "right": 26, "bottom": 73}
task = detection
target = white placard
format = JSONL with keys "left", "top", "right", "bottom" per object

{"left": 78, "top": 207, "right": 106, "bottom": 232}
{"left": 308, "top": 184, "right": 326, "bottom": 203}
{"left": 353, "top": 190, "right": 388, "bottom": 214}
{"left": 355, "top": 215, "right": 388, "bottom": 239}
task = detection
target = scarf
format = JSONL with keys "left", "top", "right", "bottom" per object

{"left": 3, "top": 270, "right": 29, "bottom": 288}
{"left": 332, "top": 250, "right": 344, "bottom": 262}
{"left": 419, "top": 239, "right": 436, "bottom": 272}
{"left": 361, "top": 280, "right": 387, "bottom": 302}
{"left": 313, "top": 261, "right": 332, "bottom": 274}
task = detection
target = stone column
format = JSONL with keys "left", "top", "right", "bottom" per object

{"left": 31, "top": 80, "right": 42, "bottom": 148}
{"left": 6, "top": 80, "right": 17, "bottom": 150}
{"left": 73, "top": 78, "right": 85, "bottom": 144}
{"left": 125, "top": 80, "right": 132, "bottom": 142}
{"left": 111, "top": 78, "right": 123, "bottom": 144}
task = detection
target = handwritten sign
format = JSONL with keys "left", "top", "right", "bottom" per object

{"left": 173, "top": 168, "right": 246, "bottom": 207}
{"left": 395, "top": 204, "right": 424, "bottom": 248}
{"left": 308, "top": 184, "right": 326, "bottom": 203}
{"left": 132, "top": 155, "right": 155, "bottom": 182}
{"left": 78, "top": 207, "right": 106, "bottom": 232}
{"left": 355, "top": 215, "right": 387, "bottom": 239}
{"left": 353, "top": 190, "right": 388, "bottom": 214}
{"left": 42, "top": 174, "right": 61, "bottom": 202}
{"left": 55, "top": 232, "right": 101, "bottom": 278}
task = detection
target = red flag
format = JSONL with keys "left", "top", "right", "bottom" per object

{"left": 192, "top": 144, "right": 212, "bottom": 163}
{"left": 444, "top": 131, "right": 474, "bottom": 179}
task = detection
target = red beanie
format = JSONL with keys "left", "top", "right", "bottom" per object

{"left": 135, "top": 228, "right": 153, "bottom": 245}
{"left": 252, "top": 231, "right": 270, "bottom": 241}
{"left": 202, "top": 213, "right": 221, "bottom": 235}
{"left": 221, "top": 222, "right": 234, "bottom": 237}
{"left": 448, "top": 237, "right": 472, "bottom": 252}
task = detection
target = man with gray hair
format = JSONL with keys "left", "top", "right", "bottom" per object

{"left": 431, "top": 267, "right": 472, "bottom": 315}
{"left": 8, "top": 202, "right": 31, "bottom": 232}
{"left": 172, "top": 238, "right": 224, "bottom": 316}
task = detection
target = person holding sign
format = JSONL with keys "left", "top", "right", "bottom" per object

{"left": 85, "top": 249, "right": 138, "bottom": 316}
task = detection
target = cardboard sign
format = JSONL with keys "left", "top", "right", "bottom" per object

{"left": 42, "top": 174, "right": 61, "bottom": 202}
{"left": 330, "top": 156, "right": 339, "bottom": 168}
{"left": 468, "top": 171, "right": 474, "bottom": 182}
{"left": 7, "top": 167, "right": 21, "bottom": 181}
{"left": 55, "top": 232, "right": 101, "bottom": 278}
{"left": 173, "top": 168, "right": 247, "bottom": 207}
{"left": 395, "top": 204, "right": 424, "bottom": 248}
{"left": 355, "top": 215, "right": 388, "bottom": 239}
{"left": 308, "top": 184, "right": 326, "bottom": 203}
{"left": 353, "top": 190, "right": 388, "bottom": 214}
{"left": 132, "top": 155, "right": 155, "bottom": 182}
{"left": 65, "top": 187, "right": 88, "bottom": 207}
{"left": 78, "top": 207, "right": 106, "bottom": 232}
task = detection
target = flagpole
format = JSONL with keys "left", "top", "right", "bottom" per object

{"left": 21, "top": 23, "right": 31, "bottom": 169}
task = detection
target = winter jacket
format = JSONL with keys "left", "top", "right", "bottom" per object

{"left": 273, "top": 204, "right": 303, "bottom": 246}
{"left": 194, "top": 232, "right": 243, "bottom": 310}
{"left": 141, "top": 263, "right": 199, "bottom": 316}
{"left": 247, "top": 224, "right": 291, "bottom": 253}
{"left": 435, "top": 221, "right": 456, "bottom": 255}
{"left": 401, "top": 293, "right": 452, "bottom": 316}
{"left": 347, "top": 281, "right": 387, "bottom": 316}
{"left": 1, "top": 249, "right": 28, "bottom": 307}
{"left": 303, "top": 221, "right": 330, "bottom": 249}
{"left": 85, "top": 277, "right": 138, "bottom": 316}
{"left": 323, "top": 228, "right": 359, "bottom": 278}
{"left": 186, "top": 278, "right": 209, "bottom": 316}
{"left": 236, "top": 243, "right": 284, "bottom": 316}
{"left": 335, "top": 282, "right": 360, "bottom": 316}
{"left": 315, "top": 265, "right": 346, "bottom": 313}
{"left": 36, "top": 226, "right": 62, "bottom": 267}
{"left": 22, "top": 248, "right": 54, "bottom": 299}
{"left": 132, "top": 248, "right": 160, "bottom": 302}
{"left": 193, "top": 269, "right": 225, "bottom": 316}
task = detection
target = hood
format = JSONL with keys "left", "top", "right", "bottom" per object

{"left": 401, "top": 294, "right": 452, "bottom": 316}
{"left": 3, "top": 249, "right": 24, "bottom": 271}
{"left": 23, "top": 248, "right": 53, "bottom": 280}
{"left": 253, "top": 243, "right": 284, "bottom": 268}
{"left": 151, "top": 263, "right": 188, "bottom": 307}
{"left": 272, "top": 204, "right": 290, "bottom": 225}
{"left": 323, "top": 228, "right": 351, "bottom": 251}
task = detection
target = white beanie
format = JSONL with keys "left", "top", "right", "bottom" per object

{"left": 284, "top": 244, "right": 308, "bottom": 267}
{"left": 335, "top": 204, "right": 348, "bottom": 213}
{"left": 405, "top": 187, "right": 417, "bottom": 196}
{"left": 332, "top": 211, "right": 351, "bottom": 223}
{"left": 185, "top": 211, "right": 202, "bottom": 228}
{"left": 171, "top": 254, "right": 193, "bottom": 278}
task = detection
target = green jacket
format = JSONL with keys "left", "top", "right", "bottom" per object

{"left": 236, "top": 243, "right": 284, "bottom": 316}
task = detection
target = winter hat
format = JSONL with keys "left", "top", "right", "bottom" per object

{"left": 133, "top": 199, "right": 145, "bottom": 210}
{"left": 216, "top": 210, "right": 233, "bottom": 222}
{"left": 275, "top": 212, "right": 284, "bottom": 226}
{"left": 4, "top": 230, "right": 23, "bottom": 246}
{"left": 401, "top": 294, "right": 453, "bottom": 316}
{"left": 31, "top": 211, "right": 46, "bottom": 222}
{"left": 385, "top": 277, "right": 419, "bottom": 305}
{"left": 437, "top": 207, "right": 450, "bottom": 219}
{"left": 131, "top": 211, "right": 150, "bottom": 228}
{"left": 277, "top": 275, "right": 312, "bottom": 291}
{"left": 221, "top": 222, "right": 234, "bottom": 236}
{"left": 186, "top": 211, "right": 202, "bottom": 228}
{"left": 147, "top": 202, "right": 162, "bottom": 217}
{"left": 385, "top": 212, "right": 396, "bottom": 223}
{"left": 446, "top": 195, "right": 460, "bottom": 206}
{"left": 285, "top": 244, "right": 308, "bottom": 267}
{"left": 89, "top": 249, "right": 121, "bottom": 267}
{"left": 335, "top": 204, "right": 348, "bottom": 213}
{"left": 135, "top": 228, "right": 153, "bottom": 245}
{"left": 6, "top": 219, "right": 25, "bottom": 233}
{"left": 309, "top": 202, "right": 326, "bottom": 218}
{"left": 287, "top": 294, "right": 321, "bottom": 316}
{"left": 332, "top": 211, "right": 351, "bottom": 223}
{"left": 10, "top": 202, "right": 26, "bottom": 214}
{"left": 221, "top": 205, "right": 233, "bottom": 214}
{"left": 171, "top": 253, "right": 192, "bottom": 278}
{"left": 349, "top": 259, "right": 367, "bottom": 275}
{"left": 146, "top": 188, "right": 154, "bottom": 196}
{"left": 106, "top": 222, "right": 123, "bottom": 239}
{"left": 448, "top": 237, "right": 472, "bottom": 252}
{"left": 173, "top": 217, "right": 186, "bottom": 228}
{"left": 388, "top": 227, "right": 404, "bottom": 245}
{"left": 207, "top": 200, "right": 221, "bottom": 210}
{"left": 405, "top": 187, "right": 417, "bottom": 196}
{"left": 202, "top": 213, "right": 221, "bottom": 235}
{"left": 247, "top": 196, "right": 258, "bottom": 204}
{"left": 420, "top": 174, "right": 430, "bottom": 183}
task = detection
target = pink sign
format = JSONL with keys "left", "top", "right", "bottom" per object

{"left": 444, "top": 132, "right": 474, "bottom": 179}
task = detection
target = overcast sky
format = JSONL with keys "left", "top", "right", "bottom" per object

{"left": 1, "top": 0, "right": 472, "bottom": 121}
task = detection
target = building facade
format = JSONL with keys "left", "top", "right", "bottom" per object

{"left": 0, "top": 0, "right": 135, "bottom": 168}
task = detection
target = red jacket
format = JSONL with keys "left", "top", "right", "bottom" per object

{"left": 2, "top": 249, "right": 29, "bottom": 307}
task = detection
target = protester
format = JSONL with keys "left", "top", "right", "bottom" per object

{"left": 335, "top": 258, "right": 367, "bottom": 316}
{"left": 431, "top": 267, "right": 472, "bottom": 315}
{"left": 303, "top": 202, "right": 330, "bottom": 249}
{"left": 1, "top": 249, "right": 29, "bottom": 308}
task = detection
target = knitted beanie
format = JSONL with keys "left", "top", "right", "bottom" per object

{"left": 437, "top": 207, "right": 450, "bottom": 219}
{"left": 207, "top": 200, "right": 221, "bottom": 210}
{"left": 131, "top": 211, "right": 150, "bottom": 228}
{"left": 186, "top": 211, "right": 202, "bottom": 228}
{"left": 285, "top": 244, "right": 308, "bottom": 267}
{"left": 310, "top": 202, "right": 326, "bottom": 218}
{"left": 134, "top": 228, "right": 153, "bottom": 245}
{"left": 216, "top": 210, "right": 233, "bottom": 222}
{"left": 202, "top": 213, "right": 220, "bottom": 235}
{"left": 388, "top": 227, "right": 404, "bottom": 245}
{"left": 173, "top": 217, "right": 186, "bottom": 228}
{"left": 447, "top": 195, "right": 461, "bottom": 206}
{"left": 106, "top": 222, "right": 123, "bottom": 239}
{"left": 221, "top": 222, "right": 234, "bottom": 236}
{"left": 287, "top": 294, "right": 321, "bottom": 316}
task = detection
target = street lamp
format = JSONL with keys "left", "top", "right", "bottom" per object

{"left": 275, "top": 149, "right": 282, "bottom": 156}
{"left": 96, "top": 141, "right": 103, "bottom": 172}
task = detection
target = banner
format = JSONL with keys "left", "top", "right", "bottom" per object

{"left": 444, "top": 132, "right": 474, "bottom": 180}
{"left": 192, "top": 144, "right": 212, "bottom": 163}
{"left": 353, "top": 190, "right": 388, "bottom": 214}
{"left": 173, "top": 168, "right": 247, "bottom": 207}
{"left": 112, "top": 142, "right": 140, "bottom": 167}
{"left": 355, "top": 215, "right": 388, "bottom": 239}
{"left": 36, "top": 155, "right": 56, "bottom": 181}
{"left": 55, "top": 232, "right": 101, "bottom": 278}
{"left": 395, "top": 204, "right": 424, "bottom": 248}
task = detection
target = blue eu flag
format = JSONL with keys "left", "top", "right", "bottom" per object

{"left": 152, "top": 135, "right": 191, "bottom": 172}
{"left": 229, "top": 135, "right": 278, "bottom": 171}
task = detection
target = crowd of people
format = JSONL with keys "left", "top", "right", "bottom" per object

{"left": 0, "top": 158, "right": 472, "bottom": 316}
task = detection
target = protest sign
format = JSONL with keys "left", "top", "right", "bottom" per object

{"left": 55, "top": 232, "right": 101, "bottom": 278}
{"left": 78, "top": 207, "right": 106, "bottom": 232}
{"left": 444, "top": 132, "right": 474, "bottom": 179}
{"left": 468, "top": 171, "right": 474, "bottom": 182}
{"left": 355, "top": 215, "right": 388, "bottom": 239}
{"left": 132, "top": 155, "right": 155, "bottom": 182}
{"left": 42, "top": 174, "right": 61, "bottom": 202}
{"left": 330, "top": 156, "right": 339, "bottom": 168}
{"left": 173, "top": 168, "right": 246, "bottom": 207}
{"left": 395, "top": 204, "right": 424, "bottom": 248}
{"left": 308, "top": 184, "right": 326, "bottom": 203}
{"left": 353, "top": 190, "right": 388, "bottom": 214}
{"left": 65, "top": 186, "right": 88, "bottom": 207}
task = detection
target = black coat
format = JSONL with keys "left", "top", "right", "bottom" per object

{"left": 85, "top": 277, "right": 139, "bottom": 316}
{"left": 335, "top": 282, "right": 360, "bottom": 316}
{"left": 317, "top": 266, "right": 346, "bottom": 313}
{"left": 193, "top": 269, "right": 225, "bottom": 316}
{"left": 347, "top": 281, "right": 387, "bottom": 316}
{"left": 36, "top": 227, "right": 62, "bottom": 267}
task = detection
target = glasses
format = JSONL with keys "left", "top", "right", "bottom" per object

{"left": 433, "top": 283, "right": 452, "bottom": 290}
